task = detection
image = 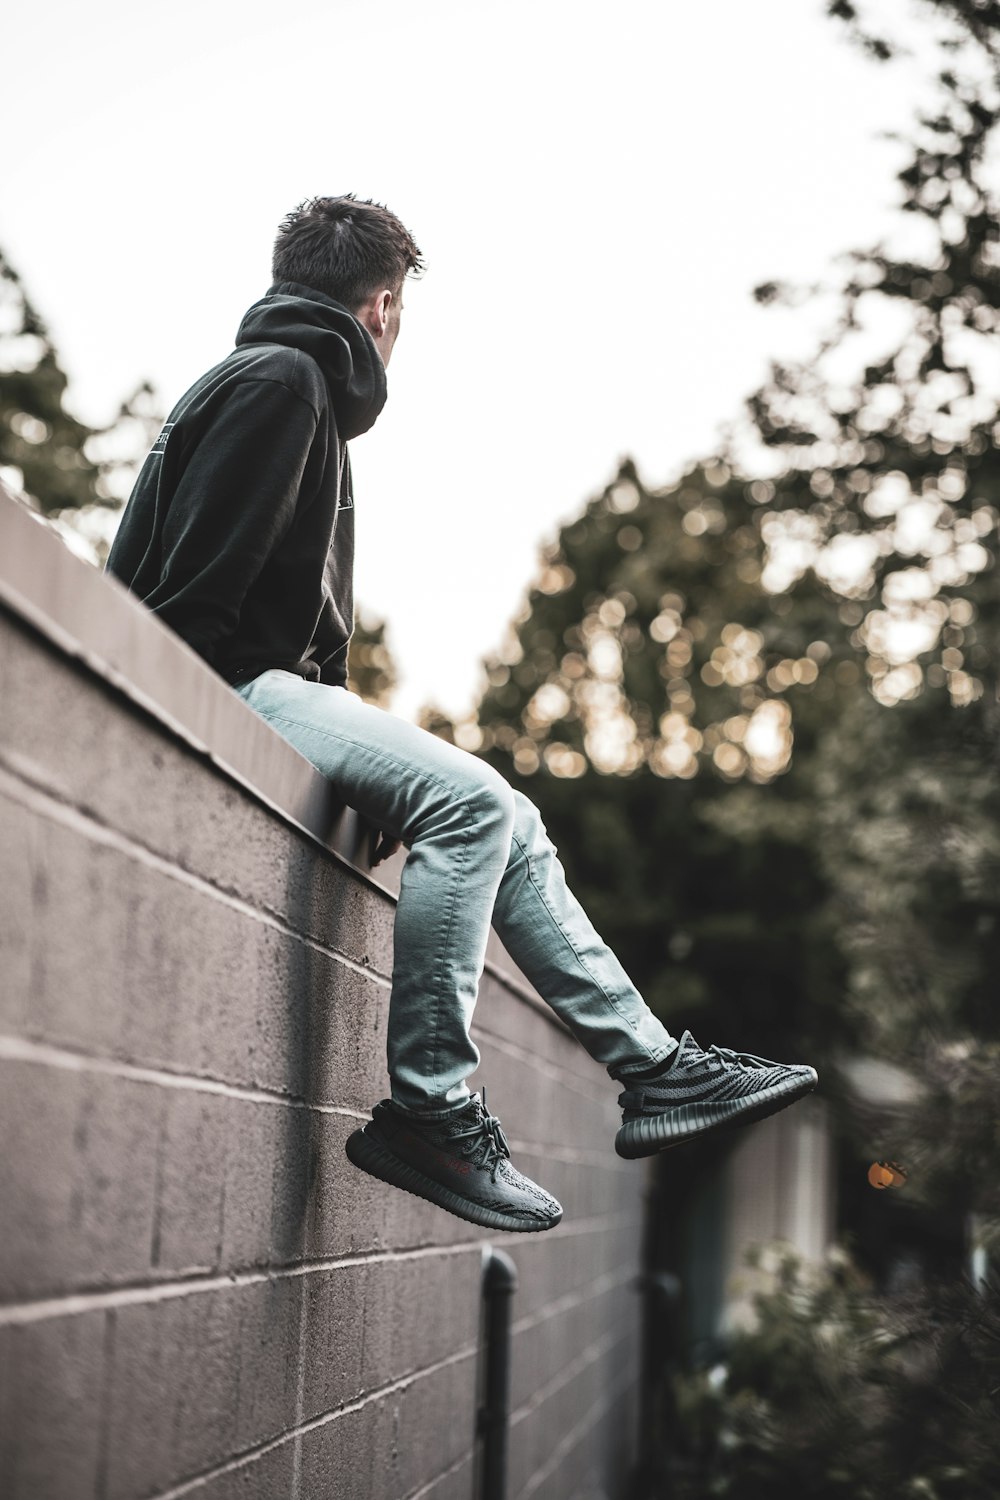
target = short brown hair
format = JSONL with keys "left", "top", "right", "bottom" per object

{"left": 271, "top": 194, "right": 424, "bottom": 310}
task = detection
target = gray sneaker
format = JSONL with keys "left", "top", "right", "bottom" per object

{"left": 615, "top": 1030, "right": 818, "bottom": 1159}
{"left": 345, "top": 1088, "right": 563, "bottom": 1232}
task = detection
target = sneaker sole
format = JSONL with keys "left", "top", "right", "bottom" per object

{"left": 344, "top": 1124, "right": 562, "bottom": 1233}
{"left": 615, "top": 1068, "right": 818, "bottom": 1160}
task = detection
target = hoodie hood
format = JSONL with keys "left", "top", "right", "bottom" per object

{"left": 234, "top": 280, "right": 387, "bottom": 440}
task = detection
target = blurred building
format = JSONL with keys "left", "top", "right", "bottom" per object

{"left": 656, "top": 1050, "right": 968, "bottom": 1374}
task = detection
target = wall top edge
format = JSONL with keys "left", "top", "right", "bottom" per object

{"left": 0, "top": 481, "right": 400, "bottom": 876}
{"left": 0, "top": 484, "right": 550, "bottom": 1013}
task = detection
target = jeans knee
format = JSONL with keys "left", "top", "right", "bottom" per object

{"left": 465, "top": 762, "right": 516, "bottom": 841}
{"left": 511, "top": 788, "right": 550, "bottom": 847}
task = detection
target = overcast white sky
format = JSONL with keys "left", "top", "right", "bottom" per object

{"left": 3, "top": 0, "right": 939, "bottom": 719}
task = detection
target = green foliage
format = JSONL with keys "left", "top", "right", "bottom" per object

{"left": 473, "top": 24, "right": 1000, "bottom": 1493}
{"left": 664, "top": 1244, "right": 1000, "bottom": 1500}
{"left": 347, "top": 609, "right": 398, "bottom": 707}
{"left": 812, "top": 685, "right": 1000, "bottom": 1053}
{"left": 891, "top": 1041, "right": 1000, "bottom": 1223}
{"left": 0, "top": 246, "right": 161, "bottom": 561}
{"left": 0, "top": 247, "right": 103, "bottom": 514}
{"left": 416, "top": 704, "right": 458, "bottom": 743}
{"left": 472, "top": 0, "right": 1000, "bottom": 1084}
{"left": 473, "top": 456, "right": 870, "bottom": 1057}
{"left": 738, "top": 0, "right": 1000, "bottom": 730}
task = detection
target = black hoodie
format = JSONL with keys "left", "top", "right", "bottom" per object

{"left": 106, "top": 281, "right": 387, "bottom": 688}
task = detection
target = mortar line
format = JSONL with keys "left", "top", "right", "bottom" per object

{"left": 0, "top": 757, "right": 394, "bottom": 987}
{"left": 0, "top": 1239, "right": 478, "bottom": 1325}
{"left": 93, "top": 1305, "right": 117, "bottom": 1500}
{"left": 505, "top": 1138, "right": 636, "bottom": 1167}
{"left": 0, "top": 1033, "right": 375, "bottom": 1114}
{"left": 0, "top": 1212, "right": 629, "bottom": 1324}
{"left": 0, "top": 591, "right": 407, "bottom": 911}
{"left": 0, "top": 1035, "right": 641, "bottom": 1178}
{"left": 403, "top": 1447, "right": 474, "bottom": 1500}
{"left": 2, "top": 606, "right": 589, "bottom": 1030}
{"left": 290, "top": 1247, "right": 310, "bottom": 1500}
{"left": 144, "top": 1343, "right": 478, "bottom": 1500}
{"left": 519, "top": 1356, "right": 637, "bottom": 1497}
{"left": 467, "top": 1019, "right": 632, "bottom": 1104}
{"left": 510, "top": 1262, "right": 636, "bottom": 1339}
{"left": 1, "top": 755, "right": 607, "bottom": 1047}
{"left": 509, "top": 1323, "right": 632, "bottom": 1429}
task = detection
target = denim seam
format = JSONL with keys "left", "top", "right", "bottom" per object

{"left": 509, "top": 830, "right": 668, "bottom": 1068}
{"left": 261, "top": 711, "right": 469, "bottom": 840}
{"left": 425, "top": 809, "right": 476, "bottom": 1094}
{"left": 263, "top": 708, "right": 500, "bottom": 1096}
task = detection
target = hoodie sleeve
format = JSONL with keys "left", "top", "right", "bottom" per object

{"left": 143, "top": 378, "right": 318, "bottom": 662}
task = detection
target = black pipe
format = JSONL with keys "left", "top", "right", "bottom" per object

{"left": 478, "top": 1246, "right": 518, "bottom": 1500}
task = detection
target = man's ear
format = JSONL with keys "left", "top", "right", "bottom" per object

{"left": 375, "top": 288, "right": 393, "bottom": 334}
{"left": 357, "top": 288, "right": 393, "bottom": 337}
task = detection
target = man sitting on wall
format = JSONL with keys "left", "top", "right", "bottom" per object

{"left": 106, "top": 195, "right": 818, "bottom": 1233}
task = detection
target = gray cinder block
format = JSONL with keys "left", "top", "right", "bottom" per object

{"left": 0, "top": 489, "right": 646, "bottom": 1500}
{"left": 0, "top": 1312, "right": 109, "bottom": 1500}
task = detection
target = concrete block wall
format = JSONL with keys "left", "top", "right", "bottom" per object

{"left": 0, "top": 488, "right": 648, "bottom": 1500}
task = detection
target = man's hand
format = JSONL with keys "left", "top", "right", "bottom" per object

{"left": 370, "top": 827, "right": 403, "bottom": 867}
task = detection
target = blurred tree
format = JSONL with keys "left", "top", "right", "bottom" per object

{"left": 473, "top": 23, "right": 1000, "bottom": 1485}
{"left": 730, "top": 0, "right": 1000, "bottom": 1257}
{"left": 812, "top": 682, "right": 1000, "bottom": 1058}
{"left": 0, "top": 246, "right": 161, "bottom": 561}
{"left": 416, "top": 704, "right": 457, "bottom": 742}
{"left": 472, "top": 0, "right": 1000, "bottom": 1080}
{"left": 473, "top": 452, "right": 863, "bottom": 1059}
{"left": 347, "top": 609, "right": 398, "bottom": 707}
{"left": 730, "top": 0, "right": 1000, "bottom": 737}
{"left": 447, "top": 2, "right": 1000, "bottom": 1490}
{"left": 1, "top": 246, "right": 102, "bottom": 513}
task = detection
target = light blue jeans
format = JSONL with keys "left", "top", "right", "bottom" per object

{"left": 235, "top": 670, "right": 676, "bottom": 1115}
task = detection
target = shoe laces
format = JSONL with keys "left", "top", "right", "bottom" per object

{"left": 448, "top": 1087, "right": 511, "bottom": 1182}
{"left": 708, "top": 1043, "right": 777, "bottom": 1070}
{"left": 673, "top": 1031, "right": 780, "bottom": 1073}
